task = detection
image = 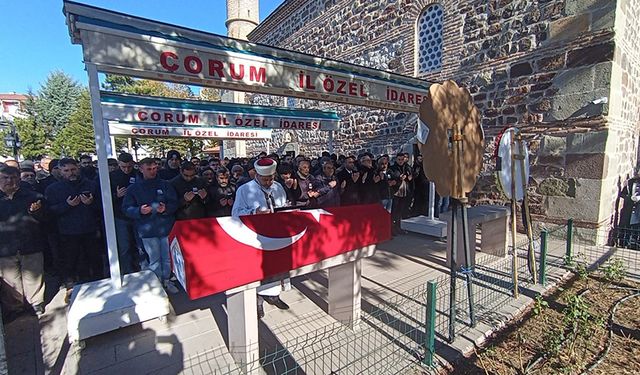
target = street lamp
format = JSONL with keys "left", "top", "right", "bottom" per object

{"left": 1, "top": 116, "right": 20, "bottom": 161}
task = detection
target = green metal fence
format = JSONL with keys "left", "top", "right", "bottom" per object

{"left": 179, "top": 219, "right": 640, "bottom": 374}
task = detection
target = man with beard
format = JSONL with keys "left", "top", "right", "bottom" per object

{"left": 110, "top": 153, "right": 139, "bottom": 274}
{"left": 45, "top": 158, "right": 103, "bottom": 289}
{"left": 170, "top": 161, "right": 208, "bottom": 220}
{"left": 200, "top": 167, "right": 216, "bottom": 187}
{"left": 123, "top": 158, "right": 179, "bottom": 294}
{"left": 37, "top": 159, "right": 61, "bottom": 194}
{"left": 79, "top": 155, "right": 98, "bottom": 180}
{"left": 0, "top": 166, "right": 47, "bottom": 319}
{"left": 159, "top": 150, "right": 181, "bottom": 180}
{"left": 232, "top": 158, "right": 290, "bottom": 318}
{"left": 207, "top": 167, "right": 235, "bottom": 217}
{"left": 336, "top": 156, "right": 360, "bottom": 206}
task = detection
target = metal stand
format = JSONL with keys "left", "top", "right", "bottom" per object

{"left": 448, "top": 198, "right": 477, "bottom": 342}
{"left": 459, "top": 199, "right": 476, "bottom": 327}
{"left": 448, "top": 201, "right": 457, "bottom": 342}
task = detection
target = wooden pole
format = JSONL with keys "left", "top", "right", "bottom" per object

{"left": 515, "top": 132, "right": 537, "bottom": 284}
{"left": 510, "top": 130, "right": 519, "bottom": 298}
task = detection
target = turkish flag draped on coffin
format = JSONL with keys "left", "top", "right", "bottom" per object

{"left": 169, "top": 204, "right": 391, "bottom": 299}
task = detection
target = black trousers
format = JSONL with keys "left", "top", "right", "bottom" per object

{"left": 59, "top": 232, "right": 104, "bottom": 283}
{"left": 392, "top": 196, "right": 410, "bottom": 231}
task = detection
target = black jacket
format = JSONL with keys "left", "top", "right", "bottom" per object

{"left": 159, "top": 167, "right": 180, "bottom": 181}
{"left": 170, "top": 175, "right": 209, "bottom": 220}
{"left": 110, "top": 169, "right": 139, "bottom": 219}
{"left": 45, "top": 178, "right": 101, "bottom": 235}
{"left": 358, "top": 165, "right": 380, "bottom": 204}
{"left": 336, "top": 168, "right": 360, "bottom": 206}
{"left": 207, "top": 184, "right": 235, "bottom": 217}
{"left": 276, "top": 176, "right": 301, "bottom": 205}
{"left": 0, "top": 188, "right": 47, "bottom": 257}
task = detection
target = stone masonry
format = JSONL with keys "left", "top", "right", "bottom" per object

{"left": 244, "top": 0, "right": 639, "bottom": 234}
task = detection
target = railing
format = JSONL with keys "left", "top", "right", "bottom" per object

{"left": 181, "top": 219, "right": 640, "bottom": 374}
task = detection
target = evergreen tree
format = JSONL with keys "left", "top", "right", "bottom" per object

{"left": 35, "top": 71, "right": 81, "bottom": 138}
{"left": 51, "top": 90, "right": 96, "bottom": 157}
{"left": 14, "top": 116, "right": 47, "bottom": 160}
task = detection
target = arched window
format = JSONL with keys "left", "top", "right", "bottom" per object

{"left": 416, "top": 4, "right": 444, "bottom": 74}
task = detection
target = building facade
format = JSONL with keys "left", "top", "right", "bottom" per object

{"left": 241, "top": 0, "right": 639, "bottom": 236}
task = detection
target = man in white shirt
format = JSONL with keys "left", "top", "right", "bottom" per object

{"left": 232, "top": 158, "right": 290, "bottom": 318}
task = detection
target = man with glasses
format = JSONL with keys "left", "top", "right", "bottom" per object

{"left": 170, "top": 161, "right": 208, "bottom": 220}
{"left": 232, "top": 158, "right": 290, "bottom": 318}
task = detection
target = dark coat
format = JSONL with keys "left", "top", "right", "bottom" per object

{"left": 207, "top": 184, "right": 235, "bottom": 217}
{"left": 389, "top": 162, "right": 412, "bottom": 197}
{"left": 110, "top": 169, "right": 139, "bottom": 219}
{"left": 45, "top": 178, "right": 101, "bottom": 235}
{"left": 170, "top": 175, "right": 209, "bottom": 220}
{"left": 159, "top": 167, "right": 180, "bottom": 181}
{"left": 276, "top": 176, "right": 301, "bottom": 206}
{"left": 336, "top": 168, "right": 360, "bottom": 206}
{"left": 294, "top": 172, "right": 316, "bottom": 207}
{"left": 0, "top": 188, "right": 47, "bottom": 257}
{"left": 313, "top": 174, "right": 341, "bottom": 208}
{"left": 122, "top": 177, "right": 178, "bottom": 238}
{"left": 358, "top": 165, "right": 380, "bottom": 204}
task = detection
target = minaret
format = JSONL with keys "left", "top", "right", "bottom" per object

{"left": 224, "top": 0, "right": 260, "bottom": 157}
{"left": 226, "top": 0, "right": 259, "bottom": 40}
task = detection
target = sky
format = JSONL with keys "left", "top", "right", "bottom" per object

{"left": 0, "top": 0, "right": 285, "bottom": 94}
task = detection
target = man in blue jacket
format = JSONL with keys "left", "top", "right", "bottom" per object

{"left": 123, "top": 158, "right": 179, "bottom": 294}
{"left": 45, "top": 158, "right": 103, "bottom": 289}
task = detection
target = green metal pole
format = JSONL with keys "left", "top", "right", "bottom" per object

{"left": 539, "top": 230, "right": 548, "bottom": 285}
{"left": 424, "top": 281, "right": 437, "bottom": 367}
{"left": 565, "top": 218, "right": 574, "bottom": 265}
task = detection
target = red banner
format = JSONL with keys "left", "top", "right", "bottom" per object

{"left": 169, "top": 204, "right": 391, "bottom": 299}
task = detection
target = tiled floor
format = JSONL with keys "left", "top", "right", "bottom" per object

{"left": 3, "top": 231, "right": 569, "bottom": 374}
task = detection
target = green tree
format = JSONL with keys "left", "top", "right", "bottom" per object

{"left": 51, "top": 90, "right": 96, "bottom": 157}
{"left": 0, "top": 128, "right": 11, "bottom": 158}
{"left": 35, "top": 71, "right": 81, "bottom": 138}
{"left": 14, "top": 116, "right": 47, "bottom": 160}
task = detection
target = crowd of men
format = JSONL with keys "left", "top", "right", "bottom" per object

{"left": 0, "top": 149, "right": 448, "bottom": 321}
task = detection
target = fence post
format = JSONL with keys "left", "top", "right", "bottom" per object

{"left": 539, "top": 230, "right": 548, "bottom": 285}
{"left": 424, "top": 281, "right": 437, "bottom": 367}
{"left": 565, "top": 218, "right": 574, "bottom": 265}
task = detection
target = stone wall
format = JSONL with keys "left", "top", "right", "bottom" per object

{"left": 247, "top": 0, "right": 626, "bottom": 229}
{"left": 600, "top": 0, "right": 640, "bottom": 231}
